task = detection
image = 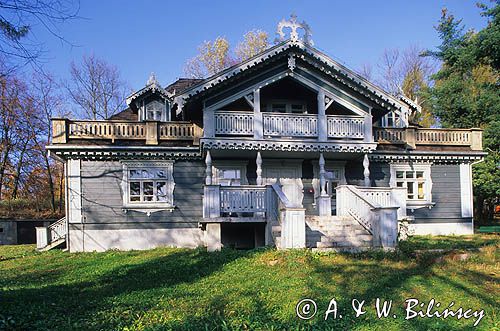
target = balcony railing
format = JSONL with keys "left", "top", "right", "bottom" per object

{"left": 214, "top": 111, "right": 253, "bottom": 136}
{"left": 212, "top": 111, "right": 366, "bottom": 140}
{"left": 52, "top": 119, "right": 202, "bottom": 145}
{"left": 220, "top": 185, "right": 267, "bottom": 213}
{"left": 327, "top": 115, "right": 365, "bottom": 139}
{"left": 374, "top": 127, "right": 483, "bottom": 150}
{"left": 263, "top": 113, "right": 318, "bottom": 137}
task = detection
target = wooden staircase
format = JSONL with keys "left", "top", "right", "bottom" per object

{"left": 305, "top": 215, "right": 373, "bottom": 252}
{"left": 36, "top": 217, "right": 67, "bottom": 251}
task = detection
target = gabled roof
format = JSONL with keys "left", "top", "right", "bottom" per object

{"left": 175, "top": 39, "right": 415, "bottom": 113}
{"left": 166, "top": 78, "right": 203, "bottom": 95}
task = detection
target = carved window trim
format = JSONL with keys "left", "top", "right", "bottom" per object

{"left": 390, "top": 163, "right": 433, "bottom": 208}
{"left": 121, "top": 161, "right": 175, "bottom": 212}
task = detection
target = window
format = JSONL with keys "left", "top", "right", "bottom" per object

{"left": 390, "top": 164, "right": 433, "bottom": 206}
{"left": 212, "top": 162, "right": 248, "bottom": 186}
{"left": 267, "top": 100, "right": 307, "bottom": 114}
{"left": 145, "top": 100, "right": 165, "bottom": 121}
{"left": 381, "top": 111, "right": 403, "bottom": 128}
{"left": 122, "top": 162, "right": 175, "bottom": 209}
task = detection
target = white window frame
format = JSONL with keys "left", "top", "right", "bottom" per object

{"left": 139, "top": 99, "right": 169, "bottom": 122}
{"left": 212, "top": 161, "right": 248, "bottom": 186}
{"left": 265, "top": 99, "right": 308, "bottom": 114}
{"left": 380, "top": 110, "right": 407, "bottom": 128}
{"left": 390, "top": 163, "right": 433, "bottom": 208}
{"left": 121, "top": 161, "right": 175, "bottom": 211}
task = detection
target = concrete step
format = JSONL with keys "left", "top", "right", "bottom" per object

{"left": 306, "top": 229, "right": 370, "bottom": 236}
{"left": 311, "top": 247, "right": 372, "bottom": 253}
{"left": 306, "top": 234, "right": 372, "bottom": 242}
{"left": 313, "top": 241, "right": 372, "bottom": 248}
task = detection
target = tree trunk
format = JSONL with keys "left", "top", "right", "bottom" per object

{"left": 0, "top": 144, "right": 11, "bottom": 200}
{"left": 11, "top": 141, "right": 28, "bottom": 199}
{"left": 44, "top": 152, "right": 56, "bottom": 212}
{"left": 58, "top": 164, "right": 64, "bottom": 213}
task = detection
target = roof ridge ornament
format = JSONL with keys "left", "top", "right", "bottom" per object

{"left": 147, "top": 72, "right": 160, "bottom": 87}
{"left": 275, "top": 14, "right": 314, "bottom": 46}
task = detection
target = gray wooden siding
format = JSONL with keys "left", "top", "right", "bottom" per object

{"left": 80, "top": 160, "right": 204, "bottom": 228}
{"left": 355, "top": 162, "right": 470, "bottom": 224}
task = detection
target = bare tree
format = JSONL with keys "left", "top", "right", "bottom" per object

{"left": 0, "top": 0, "right": 79, "bottom": 75}
{"left": 184, "top": 30, "right": 270, "bottom": 79}
{"left": 373, "top": 46, "right": 437, "bottom": 127}
{"left": 66, "top": 54, "right": 128, "bottom": 120}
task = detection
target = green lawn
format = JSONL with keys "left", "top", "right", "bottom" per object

{"left": 0, "top": 235, "right": 498, "bottom": 331}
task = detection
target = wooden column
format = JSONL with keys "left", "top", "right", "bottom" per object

{"left": 363, "top": 154, "right": 370, "bottom": 187}
{"left": 205, "top": 151, "right": 212, "bottom": 185}
{"left": 471, "top": 128, "right": 483, "bottom": 151}
{"left": 406, "top": 126, "right": 416, "bottom": 149}
{"left": 203, "top": 101, "right": 215, "bottom": 138}
{"left": 253, "top": 89, "right": 263, "bottom": 139}
{"left": 317, "top": 90, "right": 327, "bottom": 142}
{"left": 318, "top": 153, "right": 331, "bottom": 216}
{"left": 256, "top": 151, "right": 263, "bottom": 185}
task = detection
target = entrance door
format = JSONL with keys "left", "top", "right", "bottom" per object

{"left": 264, "top": 162, "right": 303, "bottom": 206}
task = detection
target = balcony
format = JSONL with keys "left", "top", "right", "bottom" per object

{"left": 211, "top": 110, "right": 367, "bottom": 140}
{"left": 51, "top": 119, "right": 203, "bottom": 145}
{"left": 374, "top": 127, "right": 483, "bottom": 150}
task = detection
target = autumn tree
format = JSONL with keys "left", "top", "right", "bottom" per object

{"left": 184, "top": 30, "right": 269, "bottom": 79}
{"left": 65, "top": 54, "right": 129, "bottom": 120}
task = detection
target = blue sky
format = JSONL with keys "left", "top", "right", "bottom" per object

{"left": 31, "top": 0, "right": 487, "bottom": 90}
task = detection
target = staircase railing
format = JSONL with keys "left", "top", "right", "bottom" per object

{"left": 36, "top": 217, "right": 67, "bottom": 250}
{"left": 267, "top": 183, "right": 305, "bottom": 248}
{"left": 336, "top": 185, "right": 398, "bottom": 248}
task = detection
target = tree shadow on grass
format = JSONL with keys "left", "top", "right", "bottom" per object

{"left": 0, "top": 248, "right": 251, "bottom": 330}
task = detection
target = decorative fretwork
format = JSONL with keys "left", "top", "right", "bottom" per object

{"left": 220, "top": 186, "right": 267, "bottom": 213}
{"left": 326, "top": 115, "right": 365, "bottom": 139}
{"left": 263, "top": 113, "right": 318, "bottom": 137}
{"left": 214, "top": 111, "right": 254, "bottom": 136}
{"left": 276, "top": 14, "right": 313, "bottom": 46}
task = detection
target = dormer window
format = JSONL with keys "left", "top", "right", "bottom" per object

{"left": 380, "top": 111, "right": 403, "bottom": 128}
{"left": 145, "top": 100, "right": 166, "bottom": 121}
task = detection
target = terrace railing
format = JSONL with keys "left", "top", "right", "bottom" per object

{"left": 374, "top": 127, "right": 482, "bottom": 150}
{"left": 52, "top": 119, "right": 202, "bottom": 145}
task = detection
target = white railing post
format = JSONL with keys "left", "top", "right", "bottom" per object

{"left": 281, "top": 208, "right": 306, "bottom": 249}
{"left": 203, "top": 185, "right": 220, "bottom": 218}
{"left": 317, "top": 90, "right": 327, "bottom": 142}
{"left": 36, "top": 227, "right": 48, "bottom": 249}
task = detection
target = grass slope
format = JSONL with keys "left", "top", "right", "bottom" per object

{"left": 0, "top": 235, "right": 498, "bottom": 331}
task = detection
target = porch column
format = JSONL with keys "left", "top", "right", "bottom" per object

{"left": 203, "top": 151, "right": 220, "bottom": 218}
{"left": 205, "top": 151, "right": 212, "bottom": 185}
{"left": 317, "top": 90, "right": 327, "bottom": 142}
{"left": 203, "top": 101, "right": 215, "bottom": 138}
{"left": 363, "top": 154, "right": 370, "bottom": 187}
{"left": 253, "top": 89, "right": 263, "bottom": 139}
{"left": 256, "top": 151, "right": 263, "bottom": 185}
{"left": 318, "top": 153, "right": 331, "bottom": 216}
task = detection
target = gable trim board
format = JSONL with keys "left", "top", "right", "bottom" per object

{"left": 177, "top": 41, "right": 412, "bottom": 114}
